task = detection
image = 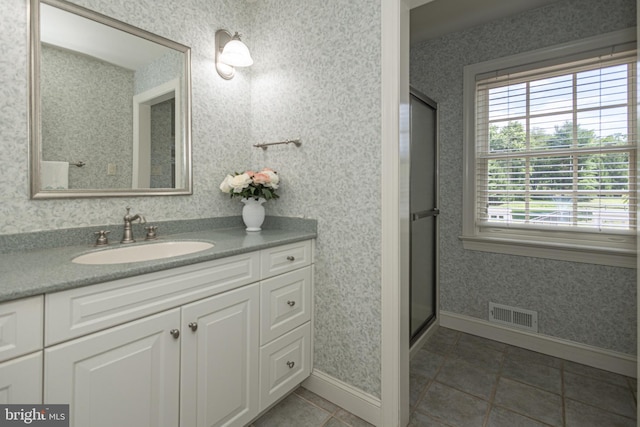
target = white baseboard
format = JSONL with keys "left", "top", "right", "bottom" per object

{"left": 301, "top": 369, "right": 382, "bottom": 426}
{"left": 440, "top": 311, "right": 637, "bottom": 378}
{"left": 410, "top": 319, "right": 439, "bottom": 360}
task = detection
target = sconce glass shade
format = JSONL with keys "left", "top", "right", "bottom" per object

{"left": 219, "top": 37, "right": 253, "bottom": 67}
{"left": 215, "top": 30, "right": 252, "bottom": 80}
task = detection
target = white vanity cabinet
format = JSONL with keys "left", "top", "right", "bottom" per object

{"left": 180, "top": 283, "right": 260, "bottom": 427}
{"left": 44, "top": 309, "right": 181, "bottom": 427}
{"left": 40, "top": 239, "right": 313, "bottom": 427}
{"left": 0, "top": 295, "right": 43, "bottom": 404}
{"left": 258, "top": 267, "right": 312, "bottom": 409}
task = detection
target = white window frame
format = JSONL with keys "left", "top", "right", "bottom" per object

{"left": 461, "top": 29, "right": 637, "bottom": 268}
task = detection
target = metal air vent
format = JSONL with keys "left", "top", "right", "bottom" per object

{"left": 489, "top": 302, "right": 538, "bottom": 332}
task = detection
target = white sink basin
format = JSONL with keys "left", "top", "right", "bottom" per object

{"left": 72, "top": 241, "right": 214, "bottom": 265}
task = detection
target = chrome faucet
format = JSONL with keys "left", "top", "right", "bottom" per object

{"left": 121, "top": 207, "right": 146, "bottom": 243}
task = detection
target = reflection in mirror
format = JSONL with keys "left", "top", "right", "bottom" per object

{"left": 30, "top": 0, "right": 192, "bottom": 198}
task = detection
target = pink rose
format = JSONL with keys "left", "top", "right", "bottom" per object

{"left": 252, "top": 172, "right": 271, "bottom": 185}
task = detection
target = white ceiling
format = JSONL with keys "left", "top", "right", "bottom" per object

{"left": 41, "top": 4, "right": 169, "bottom": 71}
{"left": 410, "top": 0, "right": 564, "bottom": 45}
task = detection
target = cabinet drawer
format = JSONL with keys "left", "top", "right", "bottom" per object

{"left": 46, "top": 252, "right": 260, "bottom": 345}
{"left": 260, "top": 240, "right": 312, "bottom": 278}
{"left": 260, "top": 267, "right": 311, "bottom": 345}
{"left": 0, "top": 296, "right": 43, "bottom": 363}
{"left": 259, "top": 322, "right": 311, "bottom": 410}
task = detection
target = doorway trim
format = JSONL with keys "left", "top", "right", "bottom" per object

{"left": 132, "top": 78, "right": 181, "bottom": 188}
{"left": 380, "top": 0, "right": 410, "bottom": 426}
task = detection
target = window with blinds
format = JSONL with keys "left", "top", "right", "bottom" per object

{"left": 475, "top": 51, "right": 637, "bottom": 234}
{"left": 461, "top": 30, "right": 637, "bottom": 266}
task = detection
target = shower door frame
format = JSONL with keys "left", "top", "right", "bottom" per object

{"left": 408, "top": 87, "right": 439, "bottom": 349}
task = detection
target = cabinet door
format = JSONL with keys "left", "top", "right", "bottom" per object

{"left": 0, "top": 352, "right": 42, "bottom": 404}
{"left": 0, "top": 295, "right": 43, "bottom": 362}
{"left": 44, "top": 309, "right": 181, "bottom": 427}
{"left": 181, "top": 284, "right": 259, "bottom": 427}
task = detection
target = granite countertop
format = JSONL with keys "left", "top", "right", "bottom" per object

{"left": 0, "top": 218, "right": 316, "bottom": 303}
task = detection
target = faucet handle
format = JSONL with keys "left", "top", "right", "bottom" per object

{"left": 94, "top": 230, "right": 110, "bottom": 246}
{"left": 144, "top": 226, "right": 158, "bottom": 240}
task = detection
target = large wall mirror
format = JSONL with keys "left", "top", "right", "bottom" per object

{"left": 30, "top": 0, "right": 192, "bottom": 198}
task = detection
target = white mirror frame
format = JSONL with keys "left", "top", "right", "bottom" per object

{"left": 29, "top": 0, "right": 193, "bottom": 199}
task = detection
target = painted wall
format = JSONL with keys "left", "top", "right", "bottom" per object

{"left": 410, "top": 0, "right": 637, "bottom": 355}
{"left": 1, "top": 0, "right": 383, "bottom": 398}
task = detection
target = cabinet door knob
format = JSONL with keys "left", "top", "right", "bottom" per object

{"left": 286, "top": 361, "right": 295, "bottom": 369}
{"left": 287, "top": 300, "right": 296, "bottom": 307}
{"left": 286, "top": 256, "right": 295, "bottom": 261}
{"left": 188, "top": 322, "right": 198, "bottom": 332}
{"left": 170, "top": 329, "right": 180, "bottom": 339}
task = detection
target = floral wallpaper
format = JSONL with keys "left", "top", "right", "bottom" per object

{"left": 250, "top": 0, "right": 383, "bottom": 397}
{"left": 410, "top": 0, "right": 637, "bottom": 355}
{"left": 134, "top": 50, "right": 184, "bottom": 95}
{"left": 1, "top": 0, "right": 253, "bottom": 233}
{"left": 1, "top": 0, "right": 383, "bottom": 398}
{"left": 149, "top": 99, "right": 174, "bottom": 188}
{"left": 41, "top": 45, "right": 134, "bottom": 189}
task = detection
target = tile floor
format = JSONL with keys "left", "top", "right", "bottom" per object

{"left": 250, "top": 386, "right": 374, "bottom": 427}
{"left": 251, "top": 326, "right": 638, "bottom": 426}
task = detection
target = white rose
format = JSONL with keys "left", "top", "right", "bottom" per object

{"left": 219, "top": 175, "right": 234, "bottom": 193}
{"left": 263, "top": 170, "right": 279, "bottom": 189}
{"left": 229, "top": 173, "right": 252, "bottom": 192}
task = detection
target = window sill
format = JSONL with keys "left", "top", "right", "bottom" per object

{"left": 459, "top": 234, "right": 636, "bottom": 268}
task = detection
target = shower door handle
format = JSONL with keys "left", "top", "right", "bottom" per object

{"left": 412, "top": 208, "right": 439, "bottom": 221}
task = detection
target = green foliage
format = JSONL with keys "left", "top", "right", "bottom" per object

{"left": 487, "top": 121, "right": 630, "bottom": 203}
{"left": 228, "top": 184, "right": 279, "bottom": 201}
{"left": 489, "top": 121, "right": 526, "bottom": 152}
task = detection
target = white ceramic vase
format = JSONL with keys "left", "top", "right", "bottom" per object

{"left": 241, "top": 197, "right": 266, "bottom": 231}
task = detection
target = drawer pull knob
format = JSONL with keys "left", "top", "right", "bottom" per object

{"left": 170, "top": 329, "right": 180, "bottom": 339}
{"left": 286, "top": 256, "right": 295, "bottom": 261}
{"left": 286, "top": 361, "right": 295, "bottom": 369}
{"left": 188, "top": 322, "right": 198, "bottom": 332}
{"left": 287, "top": 300, "right": 296, "bottom": 307}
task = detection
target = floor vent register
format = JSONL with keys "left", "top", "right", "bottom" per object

{"left": 489, "top": 302, "right": 538, "bottom": 333}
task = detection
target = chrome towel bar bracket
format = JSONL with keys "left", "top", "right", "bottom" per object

{"left": 253, "top": 139, "right": 301, "bottom": 150}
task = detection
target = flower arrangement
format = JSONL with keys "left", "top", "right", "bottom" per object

{"left": 219, "top": 168, "right": 280, "bottom": 201}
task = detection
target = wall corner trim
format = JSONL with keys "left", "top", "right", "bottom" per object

{"left": 440, "top": 311, "right": 637, "bottom": 378}
{"left": 302, "top": 369, "right": 382, "bottom": 426}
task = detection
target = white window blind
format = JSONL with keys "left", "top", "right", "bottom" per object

{"left": 475, "top": 51, "right": 637, "bottom": 235}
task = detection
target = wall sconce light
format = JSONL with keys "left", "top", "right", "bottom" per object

{"left": 215, "top": 29, "right": 253, "bottom": 80}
